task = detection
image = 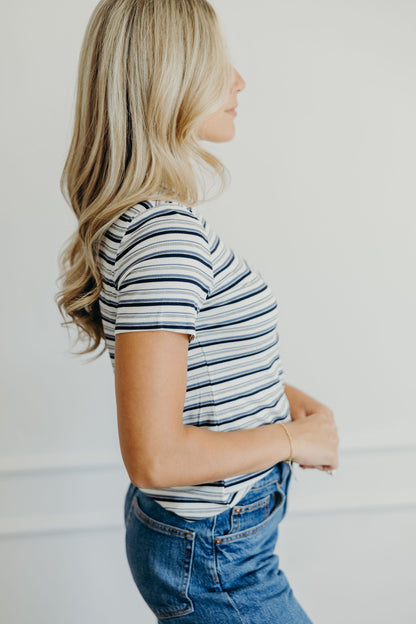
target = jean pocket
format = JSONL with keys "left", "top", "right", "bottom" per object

{"left": 228, "top": 492, "right": 272, "bottom": 534}
{"left": 217, "top": 488, "right": 285, "bottom": 543}
{"left": 125, "top": 495, "right": 195, "bottom": 619}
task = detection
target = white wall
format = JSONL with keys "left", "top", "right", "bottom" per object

{"left": 1, "top": 1, "right": 415, "bottom": 622}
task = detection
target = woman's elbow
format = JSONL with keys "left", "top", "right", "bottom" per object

{"left": 123, "top": 428, "right": 186, "bottom": 489}
{"left": 129, "top": 453, "right": 174, "bottom": 489}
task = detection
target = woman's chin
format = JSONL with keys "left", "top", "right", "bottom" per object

{"left": 210, "top": 127, "right": 236, "bottom": 143}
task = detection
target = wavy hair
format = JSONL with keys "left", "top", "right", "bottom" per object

{"left": 55, "top": 0, "right": 233, "bottom": 360}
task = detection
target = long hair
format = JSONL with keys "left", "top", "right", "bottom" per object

{"left": 55, "top": 0, "right": 233, "bottom": 360}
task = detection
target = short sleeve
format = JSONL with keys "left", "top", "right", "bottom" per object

{"left": 113, "top": 208, "right": 214, "bottom": 343}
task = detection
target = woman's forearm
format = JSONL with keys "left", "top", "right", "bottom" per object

{"left": 284, "top": 383, "right": 307, "bottom": 410}
{"left": 136, "top": 421, "right": 294, "bottom": 489}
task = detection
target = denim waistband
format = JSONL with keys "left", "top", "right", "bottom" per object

{"left": 129, "top": 460, "right": 291, "bottom": 532}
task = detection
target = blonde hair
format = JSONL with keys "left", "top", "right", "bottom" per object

{"left": 55, "top": 0, "right": 233, "bottom": 359}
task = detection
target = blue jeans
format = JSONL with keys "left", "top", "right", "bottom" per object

{"left": 124, "top": 461, "right": 314, "bottom": 623}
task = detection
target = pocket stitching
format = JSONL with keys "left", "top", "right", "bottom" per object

{"left": 232, "top": 493, "right": 271, "bottom": 515}
{"left": 132, "top": 495, "right": 195, "bottom": 540}
{"left": 156, "top": 537, "right": 195, "bottom": 618}
{"left": 128, "top": 496, "right": 195, "bottom": 618}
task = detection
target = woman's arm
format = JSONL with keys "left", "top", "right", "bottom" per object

{"left": 114, "top": 330, "right": 295, "bottom": 489}
{"left": 284, "top": 383, "right": 333, "bottom": 420}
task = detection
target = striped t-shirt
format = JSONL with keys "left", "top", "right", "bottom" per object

{"left": 98, "top": 200, "right": 292, "bottom": 520}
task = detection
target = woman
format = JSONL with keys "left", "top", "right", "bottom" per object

{"left": 56, "top": 1, "right": 339, "bottom": 622}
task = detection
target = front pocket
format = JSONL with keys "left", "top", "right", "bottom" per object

{"left": 217, "top": 488, "right": 285, "bottom": 543}
{"left": 125, "top": 495, "right": 195, "bottom": 619}
{"left": 229, "top": 493, "right": 272, "bottom": 534}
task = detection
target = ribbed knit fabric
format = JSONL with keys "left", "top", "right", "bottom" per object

{"left": 98, "top": 200, "right": 291, "bottom": 520}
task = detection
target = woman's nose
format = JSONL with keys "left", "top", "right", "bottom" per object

{"left": 233, "top": 68, "right": 246, "bottom": 93}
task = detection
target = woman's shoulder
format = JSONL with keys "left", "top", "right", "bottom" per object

{"left": 99, "top": 199, "right": 210, "bottom": 273}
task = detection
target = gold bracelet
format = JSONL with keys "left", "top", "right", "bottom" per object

{"left": 278, "top": 422, "right": 296, "bottom": 478}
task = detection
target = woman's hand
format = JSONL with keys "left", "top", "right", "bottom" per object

{"left": 283, "top": 412, "right": 339, "bottom": 471}
{"left": 284, "top": 383, "right": 336, "bottom": 472}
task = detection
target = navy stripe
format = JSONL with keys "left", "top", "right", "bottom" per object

{"left": 116, "top": 226, "right": 209, "bottom": 263}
